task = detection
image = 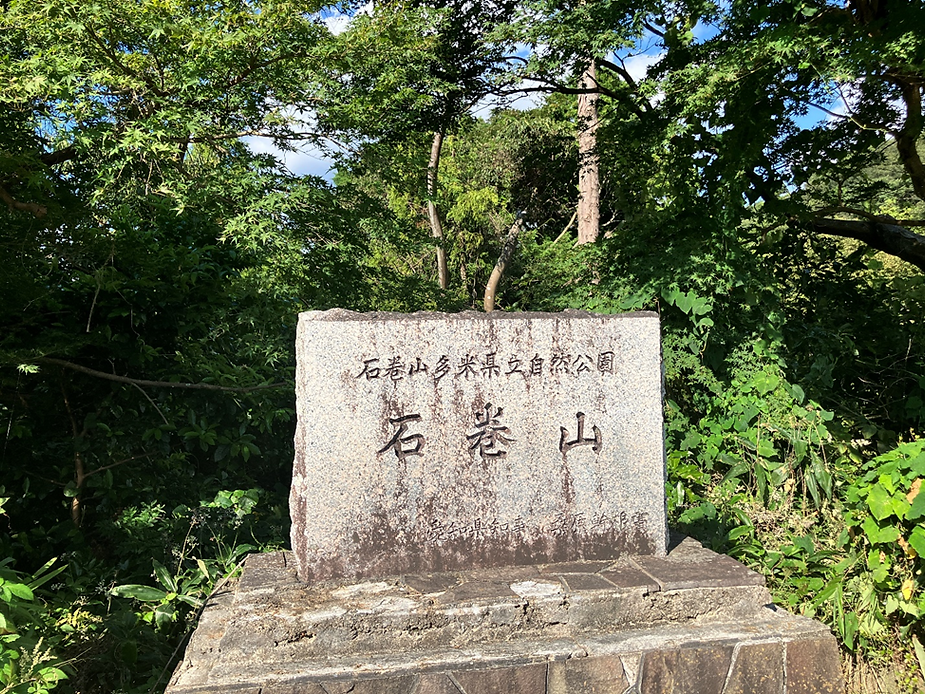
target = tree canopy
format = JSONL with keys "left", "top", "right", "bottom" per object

{"left": 2, "top": 0, "right": 925, "bottom": 691}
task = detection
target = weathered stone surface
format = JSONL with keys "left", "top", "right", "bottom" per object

{"left": 416, "top": 674, "right": 463, "bottom": 694}
{"left": 628, "top": 643, "right": 746, "bottom": 694}
{"left": 321, "top": 675, "right": 416, "bottom": 693}
{"left": 674, "top": 645, "right": 734, "bottom": 694}
{"left": 560, "top": 573, "right": 618, "bottom": 592}
{"left": 435, "top": 580, "right": 518, "bottom": 604}
{"left": 541, "top": 560, "right": 612, "bottom": 574}
{"left": 403, "top": 573, "right": 459, "bottom": 595}
{"left": 291, "top": 310, "right": 667, "bottom": 580}
{"left": 786, "top": 637, "right": 844, "bottom": 694}
{"left": 548, "top": 655, "right": 628, "bottom": 693}
{"left": 632, "top": 552, "right": 766, "bottom": 591}
{"left": 450, "top": 663, "right": 547, "bottom": 693}
{"left": 723, "top": 642, "right": 784, "bottom": 693}
{"left": 262, "top": 683, "right": 326, "bottom": 694}
{"left": 638, "top": 649, "right": 678, "bottom": 694}
{"left": 598, "top": 561, "right": 659, "bottom": 593}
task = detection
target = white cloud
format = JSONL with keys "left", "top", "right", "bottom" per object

{"left": 614, "top": 52, "right": 663, "bottom": 83}
{"left": 321, "top": 2, "right": 373, "bottom": 36}
{"left": 245, "top": 136, "right": 337, "bottom": 181}
{"left": 322, "top": 13, "right": 351, "bottom": 35}
{"left": 470, "top": 88, "right": 546, "bottom": 120}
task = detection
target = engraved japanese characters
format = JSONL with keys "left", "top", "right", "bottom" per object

{"left": 290, "top": 310, "right": 667, "bottom": 581}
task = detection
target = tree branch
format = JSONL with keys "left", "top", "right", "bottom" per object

{"left": 597, "top": 57, "right": 640, "bottom": 91}
{"left": 39, "top": 358, "right": 289, "bottom": 392}
{"left": 427, "top": 129, "right": 448, "bottom": 290}
{"left": 811, "top": 217, "right": 925, "bottom": 271}
{"left": 0, "top": 183, "right": 47, "bottom": 218}
{"left": 500, "top": 76, "right": 646, "bottom": 118}
{"left": 643, "top": 21, "right": 666, "bottom": 38}
{"left": 484, "top": 213, "right": 525, "bottom": 312}
{"left": 85, "top": 453, "right": 153, "bottom": 479}
{"left": 40, "top": 146, "right": 77, "bottom": 167}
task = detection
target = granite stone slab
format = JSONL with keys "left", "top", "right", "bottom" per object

{"left": 291, "top": 309, "right": 668, "bottom": 581}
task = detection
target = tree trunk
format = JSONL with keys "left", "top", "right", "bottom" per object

{"left": 427, "top": 130, "right": 449, "bottom": 289}
{"left": 484, "top": 214, "right": 525, "bottom": 312}
{"left": 891, "top": 74, "right": 925, "bottom": 202}
{"left": 577, "top": 60, "right": 600, "bottom": 245}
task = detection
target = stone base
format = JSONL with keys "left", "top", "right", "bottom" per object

{"left": 167, "top": 537, "right": 843, "bottom": 694}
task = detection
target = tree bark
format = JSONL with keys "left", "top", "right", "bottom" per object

{"left": 577, "top": 60, "right": 600, "bottom": 245}
{"left": 0, "top": 183, "right": 47, "bottom": 218}
{"left": 427, "top": 130, "right": 449, "bottom": 289}
{"left": 484, "top": 214, "right": 525, "bottom": 312}
{"left": 890, "top": 74, "right": 925, "bottom": 202}
{"left": 812, "top": 217, "right": 925, "bottom": 272}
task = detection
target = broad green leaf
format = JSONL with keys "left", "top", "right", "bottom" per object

{"left": 867, "top": 484, "right": 895, "bottom": 521}
{"left": 153, "top": 560, "right": 178, "bottom": 593}
{"left": 121, "top": 640, "right": 138, "bottom": 665}
{"left": 727, "top": 525, "right": 752, "bottom": 540}
{"left": 5, "top": 583, "right": 33, "bottom": 601}
{"left": 722, "top": 463, "right": 749, "bottom": 483}
{"left": 862, "top": 516, "right": 898, "bottom": 545}
{"left": 843, "top": 611, "right": 858, "bottom": 651}
{"left": 110, "top": 584, "right": 169, "bottom": 602}
{"left": 908, "top": 489, "right": 925, "bottom": 521}
{"left": 909, "top": 526, "right": 925, "bottom": 558}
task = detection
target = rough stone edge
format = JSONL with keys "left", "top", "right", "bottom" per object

{"left": 299, "top": 308, "right": 659, "bottom": 322}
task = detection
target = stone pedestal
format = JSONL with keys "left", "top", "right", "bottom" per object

{"left": 166, "top": 536, "right": 844, "bottom": 694}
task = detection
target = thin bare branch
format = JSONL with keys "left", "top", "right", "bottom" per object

{"left": 39, "top": 358, "right": 289, "bottom": 392}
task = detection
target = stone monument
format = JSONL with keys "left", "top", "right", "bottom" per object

{"left": 290, "top": 310, "right": 667, "bottom": 581}
{"left": 167, "top": 310, "right": 844, "bottom": 694}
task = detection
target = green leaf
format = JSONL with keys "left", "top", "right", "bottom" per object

{"left": 722, "top": 463, "right": 749, "bottom": 483}
{"left": 121, "top": 640, "right": 138, "bottom": 665}
{"left": 177, "top": 594, "right": 204, "bottom": 608}
{"left": 5, "top": 583, "right": 33, "bottom": 601}
{"left": 786, "top": 383, "right": 805, "bottom": 405}
{"left": 110, "top": 584, "right": 169, "bottom": 602}
{"left": 753, "top": 371, "right": 780, "bottom": 395}
{"left": 793, "top": 534, "right": 815, "bottom": 555}
{"left": 727, "top": 525, "right": 753, "bottom": 540}
{"left": 154, "top": 603, "right": 176, "bottom": 628}
{"left": 909, "top": 526, "right": 925, "bottom": 557}
{"left": 908, "top": 491, "right": 925, "bottom": 521}
{"left": 862, "top": 516, "right": 898, "bottom": 544}
{"left": 675, "top": 291, "right": 695, "bottom": 314}
{"left": 757, "top": 439, "right": 776, "bottom": 459}
{"left": 843, "top": 611, "right": 859, "bottom": 651}
{"left": 912, "top": 635, "right": 925, "bottom": 685}
{"left": 153, "top": 560, "right": 178, "bottom": 593}
{"left": 867, "top": 484, "right": 895, "bottom": 521}
{"left": 891, "top": 495, "right": 911, "bottom": 520}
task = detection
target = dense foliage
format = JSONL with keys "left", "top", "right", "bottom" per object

{"left": 2, "top": 0, "right": 925, "bottom": 691}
